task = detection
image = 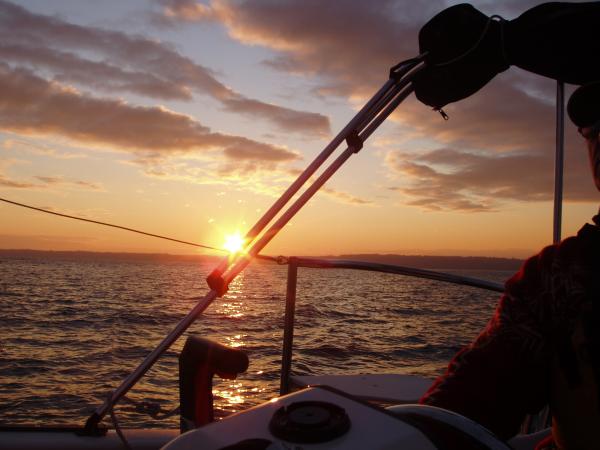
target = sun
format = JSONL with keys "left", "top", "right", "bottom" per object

{"left": 223, "top": 232, "right": 245, "bottom": 254}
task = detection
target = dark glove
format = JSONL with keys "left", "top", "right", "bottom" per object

{"left": 413, "top": 2, "right": 600, "bottom": 110}
{"left": 413, "top": 3, "right": 509, "bottom": 109}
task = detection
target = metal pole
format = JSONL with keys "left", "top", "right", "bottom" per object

{"left": 290, "top": 257, "right": 504, "bottom": 293}
{"left": 84, "top": 58, "right": 425, "bottom": 430}
{"left": 238, "top": 56, "right": 423, "bottom": 250}
{"left": 209, "top": 59, "right": 426, "bottom": 290}
{"left": 526, "top": 80, "right": 566, "bottom": 434}
{"left": 280, "top": 258, "right": 298, "bottom": 395}
{"left": 208, "top": 79, "right": 401, "bottom": 279}
{"left": 222, "top": 81, "right": 420, "bottom": 288}
{"left": 553, "top": 81, "right": 565, "bottom": 244}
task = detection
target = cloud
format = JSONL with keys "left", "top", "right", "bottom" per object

{"left": 7, "top": 0, "right": 591, "bottom": 209}
{"left": 0, "top": 158, "right": 36, "bottom": 188}
{"left": 386, "top": 146, "right": 595, "bottom": 212}
{"left": 132, "top": 154, "right": 373, "bottom": 205}
{"left": 2, "top": 137, "right": 86, "bottom": 159}
{"left": 0, "top": 175, "right": 37, "bottom": 189}
{"left": 0, "top": 64, "right": 299, "bottom": 167}
{"left": 221, "top": 97, "right": 330, "bottom": 136}
{"left": 277, "top": 168, "right": 373, "bottom": 206}
{"left": 149, "top": 0, "right": 575, "bottom": 153}
{"left": 0, "top": 43, "right": 193, "bottom": 101}
{"left": 181, "top": 0, "right": 563, "bottom": 151}
{"left": 321, "top": 187, "right": 373, "bottom": 205}
{"left": 0, "top": 1, "right": 228, "bottom": 96}
{"left": 157, "top": 2, "right": 581, "bottom": 147}
{"left": 395, "top": 71, "right": 560, "bottom": 152}
{"left": 382, "top": 69, "right": 599, "bottom": 211}
{"left": 0, "top": 157, "right": 101, "bottom": 191}
{"left": 172, "top": 0, "right": 437, "bottom": 97}
{"left": 156, "top": 0, "right": 597, "bottom": 212}
{"left": 175, "top": 0, "right": 552, "bottom": 97}
{"left": 0, "top": 0, "right": 329, "bottom": 136}
{"left": 152, "top": 0, "right": 216, "bottom": 25}
{"left": 131, "top": 155, "right": 300, "bottom": 199}
{"left": 0, "top": 173, "right": 102, "bottom": 191}
{"left": 34, "top": 176, "right": 103, "bottom": 191}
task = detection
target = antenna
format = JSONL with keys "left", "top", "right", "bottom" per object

{"left": 553, "top": 81, "right": 565, "bottom": 244}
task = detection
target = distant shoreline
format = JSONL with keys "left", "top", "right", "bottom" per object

{"left": 0, "top": 249, "right": 523, "bottom": 270}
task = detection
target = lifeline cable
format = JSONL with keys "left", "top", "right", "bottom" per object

{"left": 0, "top": 196, "right": 278, "bottom": 261}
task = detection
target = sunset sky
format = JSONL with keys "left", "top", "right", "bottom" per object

{"left": 1, "top": 0, "right": 597, "bottom": 259}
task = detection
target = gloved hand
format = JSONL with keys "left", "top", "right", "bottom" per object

{"left": 413, "top": 2, "right": 600, "bottom": 110}
{"left": 413, "top": 3, "right": 509, "bottom": 110}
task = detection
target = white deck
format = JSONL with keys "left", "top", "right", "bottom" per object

{"left": 290, "top": 374, "right": 433, "bottom": 404}
{"left": 163, "top": 386, "right": 438, "bottom": 450}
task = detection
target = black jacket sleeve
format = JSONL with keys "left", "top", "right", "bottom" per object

{"left": 414, "top": 2, "right": 600, "bottom": 109}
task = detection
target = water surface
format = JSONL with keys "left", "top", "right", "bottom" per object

{"left": 0, "top": 255, "right": 511, "bottom": 429}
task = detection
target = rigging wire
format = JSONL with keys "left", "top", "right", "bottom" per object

{"left": 0, "top": 196, "right": 278, "bottom": 262}
{"left": 106, "top": 392, "right": 133, "bottom": 450}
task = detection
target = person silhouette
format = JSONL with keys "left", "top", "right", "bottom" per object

{"left": 421, "top": 81, "right": 600, "bottom": 450}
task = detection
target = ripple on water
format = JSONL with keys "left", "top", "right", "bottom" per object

{"left": 1, "top": 257, "right": 502, "bottom": 427}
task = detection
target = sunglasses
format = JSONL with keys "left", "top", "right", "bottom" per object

{"left": 579, "top": 118, "right": 600, "bottom": 140}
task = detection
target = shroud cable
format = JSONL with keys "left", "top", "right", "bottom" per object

{"left": 0, "top": 196, "right": 278, "bottom": 261}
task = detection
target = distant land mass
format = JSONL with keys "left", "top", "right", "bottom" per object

{"left": 321, "top": 254, "right": 523, "bottom": 271}
{"left": 0, "top": 249, "right": 523, "bottom": 270}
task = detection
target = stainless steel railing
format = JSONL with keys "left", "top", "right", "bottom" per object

{"left": 278, "top": 257, "right": 504, "bottom": 395}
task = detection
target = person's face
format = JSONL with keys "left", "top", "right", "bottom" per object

{"left": 579, "top": 119, "right": 600, "bottom": 191}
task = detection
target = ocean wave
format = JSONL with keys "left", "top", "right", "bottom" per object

{"left": 1, "top": 257, "right": 500, "bottom": 427}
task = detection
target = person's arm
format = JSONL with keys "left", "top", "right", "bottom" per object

{"left": 506, "top": 2, "right": 600, "bottom": 84}
{"left": 414, "top": 2, "right": 600, "bottom": 109}
{"left": 420, "top": 246, "right": 556, "bottom": 440}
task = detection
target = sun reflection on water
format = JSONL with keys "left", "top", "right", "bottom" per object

{"left": 215, "top": 272, "right": 245, "bottom": 318}
{"left": 214, "top": 382, "right": 245, "bottom": 405}
{"left": 211, "top": 271, "right": 262, "bottom": 414}
{"left": 214, "top": 381, "right": 268, "bottom": 414}
{"left": 218, "top": 303, "right": 244, "bottom": 318}
{"left": 225, "top": 334, "right": 246, "bottom": 348}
